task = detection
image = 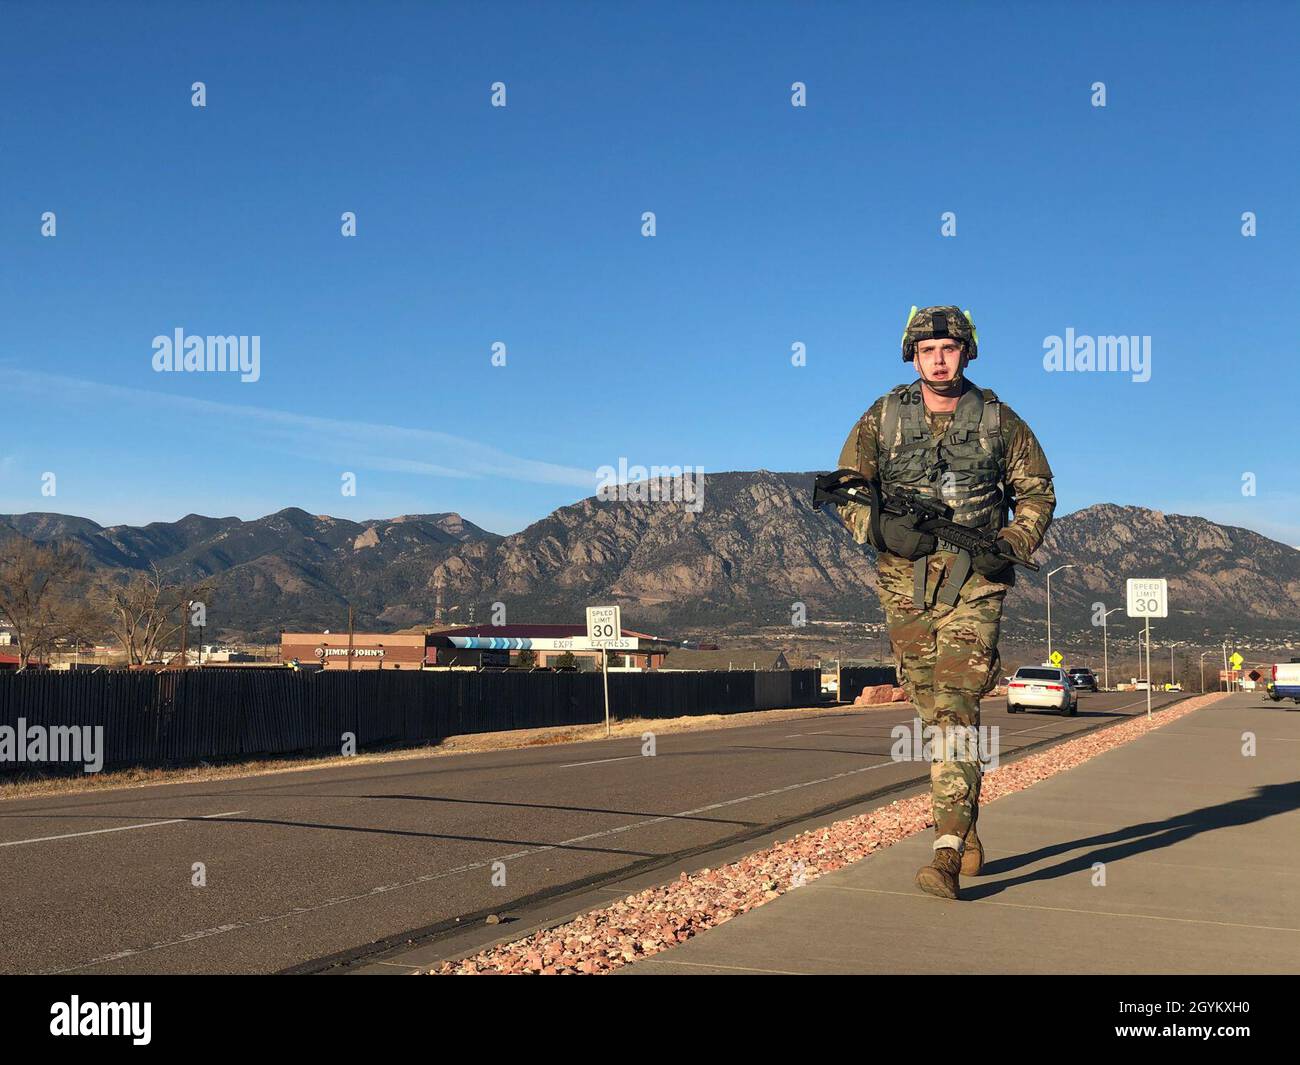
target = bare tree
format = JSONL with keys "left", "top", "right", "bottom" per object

{"left": 0, "top": 536, "right": 90, "bottom": 669}
{"left": 96, "top": 564, "right": 213, "bottom": 666}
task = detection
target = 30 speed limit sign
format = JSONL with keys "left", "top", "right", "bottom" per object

{"left": 1126, "top": 578, "right": 1168, "bottom": 618}
{"left": 586, "top": 605, "right": 622, "bottom": 645}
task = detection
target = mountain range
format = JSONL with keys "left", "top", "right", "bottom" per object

{"left": 3, "top": 471, "right": 1298, "bottom": 649}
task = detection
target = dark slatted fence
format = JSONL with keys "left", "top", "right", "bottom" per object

{"left": 0, "top": 668, "right": 820, "bottom": 773}
{"left": 838, "top": 666, "right": 899, "bottom": 703}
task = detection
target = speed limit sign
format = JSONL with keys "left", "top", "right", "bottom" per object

{"left": 1126, "top": 578, "right": 1168, "bottom": 618}
{"left": 586, "top": 605, "right": 622, "bottom": 645}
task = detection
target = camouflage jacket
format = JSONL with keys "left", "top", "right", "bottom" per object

{"left": 835, "top": 383, "right": 1056, "bottom": 604}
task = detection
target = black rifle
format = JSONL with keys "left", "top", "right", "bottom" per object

{"left": 812, "top": 468, "right": 1039, "bottom": 572}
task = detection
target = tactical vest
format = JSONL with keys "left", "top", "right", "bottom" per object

{"left": 878, "top": 379, "right": 1010, "bottom": 606}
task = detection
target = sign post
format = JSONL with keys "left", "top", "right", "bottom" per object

{"left": 586, "top": 605, "right": 622, "bottom": 738}
{"left": 1228, "top": 652, "right": 1244, "bottom": 695}
{"left": 1126, "top": 579, "right": 1168, "bottom": 720}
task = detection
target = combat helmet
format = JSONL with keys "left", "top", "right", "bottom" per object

{"left": 900, "top": 305, "right": 979, "bottom": 362}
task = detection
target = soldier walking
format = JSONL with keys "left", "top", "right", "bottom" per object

{"left": 835, "top": 306, "right": 1056, "bottom": 899}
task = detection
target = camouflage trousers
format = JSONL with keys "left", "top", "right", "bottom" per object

{"left": 880, "top": 573, "right": 1005, "bottom": 854}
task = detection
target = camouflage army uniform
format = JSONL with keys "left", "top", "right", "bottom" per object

{"left": 836, "top": 384, "right": 1055, "bottom": 857}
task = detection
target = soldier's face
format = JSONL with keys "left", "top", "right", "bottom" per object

{"left": 915, "top": 338, "right": 966, "bottom": 382}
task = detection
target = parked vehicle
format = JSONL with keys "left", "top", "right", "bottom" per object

{"left": 1066, "top": 667, "right": 1098, "bottom": 692}
{"left": 1271, "top": 662, "right": 1300, "bottom": 707}
{"left": 1006, "top": 667, "right": 1078, "bottom": 715}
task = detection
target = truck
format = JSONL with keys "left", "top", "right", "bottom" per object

{"left": 1269, "top": 662, "right": 1300, "bottom": 707}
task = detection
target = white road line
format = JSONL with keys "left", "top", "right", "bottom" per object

{"left": 46, "top": 759, "right": 903, "bottom": 973}
{"left": 35, "top": 696, "right": 1194, "bottom": 971}
{"left": 1, "top": 810, "right": 245, "bottom": 848}
{"left": 996, "top": 693, "right": 1187, "bottom": 737}
{"left": 1003, "top": 722, "right": 1062, "bottom": 738}
{"left": 1109, "top": 696, "right": 1174, "bottom": 713}
{"left": 559, "top": 756, "right": 637, "bottom": 768}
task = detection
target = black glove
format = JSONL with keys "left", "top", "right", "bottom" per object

{"left": 876, "top": 511, "right": 938, "bottom": 561}
{"left": 971, "top": 537, "right": 1016, "bottom": 578}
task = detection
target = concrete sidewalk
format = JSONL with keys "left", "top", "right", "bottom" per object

{"left": 623, "top": 693, "right": 1300, "bottom": 974}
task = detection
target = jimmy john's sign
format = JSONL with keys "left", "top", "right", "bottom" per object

{"left": 280, "top": 631, "right": 428, "bottom": 670}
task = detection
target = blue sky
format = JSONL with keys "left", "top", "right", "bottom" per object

{"left": 3, "top": 1, "right": 1297, "bottom": 543}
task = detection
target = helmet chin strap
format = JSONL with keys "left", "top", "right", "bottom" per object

{"left": 919, "top": 352, "right": 968, "bottom": 397}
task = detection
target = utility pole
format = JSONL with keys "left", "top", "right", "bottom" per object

{"left": 348, "top": 604, "right": 355, "bottom": 671}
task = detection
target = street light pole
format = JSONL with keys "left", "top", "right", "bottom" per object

{"left": 1138, "top": 623, "right": 1155, "bottom": 685}
{"left": 1145, "top": 618, "right": 1152, "bottom": 718}
{"left": 1199, "top": 649, "right": 1213, "bottom": 693}
{"left": 1102, "top": 607, "right": 1121, "bottom": 691}
{"left": 1045, "top": 564, "right": 1075, "bottom": 664}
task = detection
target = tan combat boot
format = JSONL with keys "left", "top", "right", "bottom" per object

{"left": 914, "top": 847, "right": 962, "bottom": 899}
{"left": 961, "top": 830, "right": 984, "bottom": 877}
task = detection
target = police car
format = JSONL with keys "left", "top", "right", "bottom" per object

{"left": 1006, "top": 667, "right": 1078, "bottom": 715}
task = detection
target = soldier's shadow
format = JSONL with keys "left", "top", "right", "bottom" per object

{"left": 963, "top": 781, "right": 1300, "bottom": 899}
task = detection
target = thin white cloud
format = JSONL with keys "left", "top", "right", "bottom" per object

{"left": 8, "top": 369, "right": 596, "bottom": 489}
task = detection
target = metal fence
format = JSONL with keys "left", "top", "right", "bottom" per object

{"left": 0, "top": 668, "right": 821, "bottom": 773}
{"left": 837, "top": 666, "right": 898, "bottom": 703}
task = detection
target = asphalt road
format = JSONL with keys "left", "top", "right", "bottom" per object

{"left": 0, "top": 690, "right": 1185, "bottom": 974}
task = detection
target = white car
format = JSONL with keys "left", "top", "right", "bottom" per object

{"left": 1006, "top": 667, "right": 1078, "bottom": 716}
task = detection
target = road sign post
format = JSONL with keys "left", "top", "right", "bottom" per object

{"left": 1228, "top": 651, "right": 1244, "bottom": 696}
{"left": 586, "top": 606, "right": 622, "bottom": 738}
{"left": 1127, "top": 578, "right": 1168, "bottom": 720}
